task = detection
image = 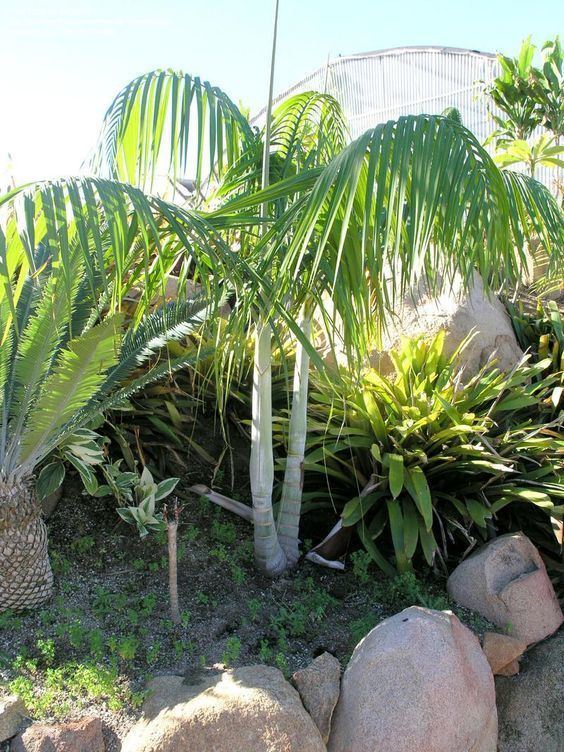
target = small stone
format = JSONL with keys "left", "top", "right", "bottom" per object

{"left": 482, "top": 632, "right": 527, "bottom": 675}
{"left": 292, "top": 652, "right": 341, "bottom": 743}
{"left": 0, "top": 695, "right": 27, "bottom": 743}
{"left": 11, "top": 717, "right": 105, "bottom": 751}
{"left": 447, "top": 533, "right": 563, "bottom": 644}
{"left": 496, "top": 659, "right": 520, "bottom": 677}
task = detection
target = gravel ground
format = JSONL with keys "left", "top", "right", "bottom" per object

{"left": 0, "top": 476, "right": 384, "bottom": 749}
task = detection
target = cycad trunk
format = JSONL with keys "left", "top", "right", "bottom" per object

{"left": 0, "top": 478, "right": 53, "bottom": 611}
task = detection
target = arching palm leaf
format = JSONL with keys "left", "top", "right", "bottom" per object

{"left": 277, "top": 115, "right": 563, "bottom": 356}
{"left": 88, "top": 70, "right": 254, "bottom": 193}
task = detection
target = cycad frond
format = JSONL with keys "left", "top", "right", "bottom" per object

{"left": 98, "top": 295, "right": 221, "bottom": 400}
{"left": 120, "top": 294, "right": 219, "bottom": 363}
{"left": 17, "top": 315, "right": 124, "bottom": 469}
{"left": 10, "top": 250, "right": 84, "bottom": 430}
{"left": 58, "top": 344, "right": 216, "bottom": 451}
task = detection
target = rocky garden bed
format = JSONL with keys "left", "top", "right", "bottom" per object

{"left": 1, "top": 479, "right": 562, "bottom": 750}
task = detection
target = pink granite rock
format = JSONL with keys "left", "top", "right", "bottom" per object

{"left": 292, "top": 652, "right": 341, "bottom": 743}
{"left": 11, "top": 717, "right": 105, "bottom": 751}
{"left": 328, "top": 607, "right": 497, "bottom": 752}
{"left": 482, "top": 632, "right": 527, "bottom": 675}
{"left": 447, "top": 533, "right": 563, "bottom": 645}
{"left": 121, "top": 666, "right": 325, "bottom": 752}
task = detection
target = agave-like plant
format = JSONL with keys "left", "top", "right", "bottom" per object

{"left": 304, "top": 333, "right": 563, "bottom": 574}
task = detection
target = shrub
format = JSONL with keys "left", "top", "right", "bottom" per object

{"left": 305, "top": 333, "right": 563, "bottom": 574}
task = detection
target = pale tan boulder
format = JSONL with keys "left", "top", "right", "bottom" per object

{"left": 371, "top": 272, "right": 523, "bottom": 378}
{"left": 121, "top": 666, "right": 326, "bottom": 752}
{"left": 328, "top": 606, "right": 497, "bottom": 752}
{"left": 0, "top": 695, "right": 27, "bottom": 743}
{"left": 11, "top": 717, "right": 105, "bottom": 751}
{"left": 447, "top": 533, "right": 563, "bottom": 645}
{"left": 292, "top": 652, "right": 341, "bottom": 743}
{"left": 315, "top": 272, "right": 524, "bottom": 379}
{"left": 482, "top": 632, "right": 527, "bottom": 675}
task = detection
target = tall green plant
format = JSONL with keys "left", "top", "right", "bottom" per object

{"left": 485, "top": 37, "right": 564, "bottom": 180}
{"left": 0, "top": 175, "right": 232, "bottom": 610}
{"left": 81, "top": 34, "right": 563, "bottom": 577}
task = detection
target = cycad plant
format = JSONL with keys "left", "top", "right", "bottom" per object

{"left": 0, "top": 177, "right": 228, "bottom": 611}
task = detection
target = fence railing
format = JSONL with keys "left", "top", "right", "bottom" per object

{"left": 254, "top": 46, "right": 561, "bottom": 194}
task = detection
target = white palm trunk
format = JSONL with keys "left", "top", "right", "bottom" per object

{"left": 277, "top": 311, "right": 311, "bottom": 566}
{"left": 248, "top": 0, "right": 287, "bottom": 576}
{"left": 250, "top": 321, "right": 287, "bottom": 576}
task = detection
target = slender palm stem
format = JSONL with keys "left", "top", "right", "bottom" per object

{"left": 277, "top": 309, "right": 312, "bottom": 565}
{"left": 249, "top": 0, "right": 287, "bottom": 575}
{"left": 250, "top": 321, "right": 286, "bottom": 575}
{"left": 167, "top": 519, "right": 180, "bottom": 624}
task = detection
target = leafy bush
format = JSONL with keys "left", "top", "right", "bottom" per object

{"left": 507, "top": 298, "right": 563, "bottom": 382}
{"left": 305, "top": 333, "right": 563, "bottom": 574}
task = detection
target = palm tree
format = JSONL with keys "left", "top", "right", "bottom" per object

{"left": 90, "top": 58, "right": 563, "bottom": 578}
{"left": 217, "top": 116, "right": 563, "bottom": 574}
{"left": 89, "top": 62, "right": 350, "bottom": 576}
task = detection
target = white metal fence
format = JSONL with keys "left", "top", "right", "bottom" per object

{"left": 256, "top": 46, "right": 561, "bottom": 192}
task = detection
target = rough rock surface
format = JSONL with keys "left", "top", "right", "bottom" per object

{"left": 292, "top": 652, "right": 341, "bottom": 743}
{"left": 370, "top": 272, "right": 523, "bottom": 378}
{"left": 497, "top": 659, "right": 520, "bottom": 677}
{"left": 447, "top": 533, "right": 563, "bottom": 645}
{"left": 121, "top": 665, "right": 326, "bottom": 752}
{"left": 496, "top": 629, "right": 564, "bottom": 752}
{"left": 0, "top": 695, "right": 27, "bottom": 743}
{"left": 11, "top": 717, "right": 105, "bottom": 751}
{"left": 328, "top": 606, "right": 497, "bottom": 752}
{"left": 482, "top": 632, "right": 527, "bottom": 675}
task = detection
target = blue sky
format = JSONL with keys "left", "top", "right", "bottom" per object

{"left": 1, "top": 0, "right": 561, "bottom": 182}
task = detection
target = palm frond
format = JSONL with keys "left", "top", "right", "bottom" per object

{"left": 214, "top": 92, "right": 347, "bottom": 203}
{"left": 88, "top": 70, "right": 254, "bottom": 192}
{"left": 501, "top": 170, "right": 564, "bottom": 277}
{"left": 269, "top": 114, "right": 563, "bottom": 356}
